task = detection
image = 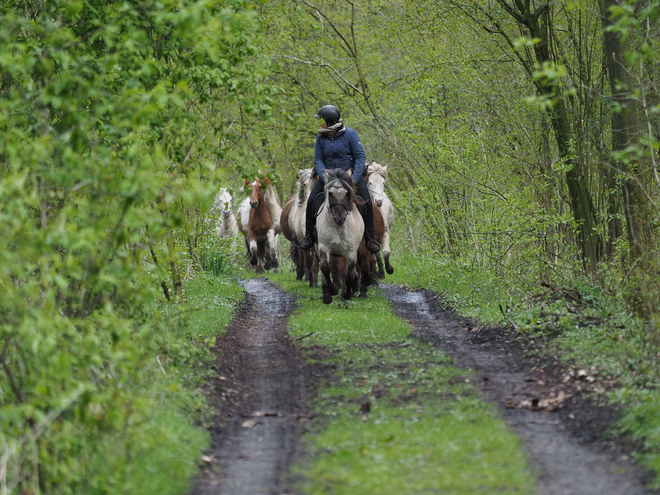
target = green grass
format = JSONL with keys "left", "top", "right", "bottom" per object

{"left": 267, "top": 267, "right": 537, "bottom": 494}
{"left": 82, "top": 270, "right": 244, "bottom": 495}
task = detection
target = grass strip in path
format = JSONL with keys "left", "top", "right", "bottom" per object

{"left": 266, "top": 271, "right": 537, "bottom": 494}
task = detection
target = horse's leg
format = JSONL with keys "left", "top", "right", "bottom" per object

{"left": 375, "top": 251, "right": 385, "bottom": 279}
{"left": 342, "top": 256, "right": 359, "bottom": 301}
{"left": 306, "top": 250, "right": 319, "bottom": 288}
{"left": 271, "top": 231, "right": 279, "bottom": 272}
{"left": 319, "top": 249, "right": 334, "bottom": 304}
{"left": 289, "top": 243, "right": 300, "bottom": 275}
{"left": 249, "top": 235, "right": 261, "bottom": 272}
{"left": 245, "top": 235, "right": 256, "bottom": 264}
{"left": 265, "top": 229, "right": 278, "bottom": 272}
{"left": 358, "top": 246, "right": 373, "bottom": 297}
{"left": 329, "top": 256, "right": 342, "bottom": 296}
{"left": 383, "top": 230, "right": 394, "bottom": 274}
{"left": 294, "top": 244, "right": 305, "bottom": 279}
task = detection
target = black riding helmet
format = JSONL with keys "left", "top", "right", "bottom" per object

{"left": 315, "top": 105, "right": 341, "bottom": 126}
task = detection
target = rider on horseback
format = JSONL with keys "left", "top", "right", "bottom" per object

{"left": 299, "top": 105, "right": 381, "bottom": 254}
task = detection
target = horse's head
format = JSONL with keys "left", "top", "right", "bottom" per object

{"left": 247, "top": 178, "right": 265, "bottom": 209}
{"left": 367, "top": 162, "right": 387, "bottom": 207}
{"left": 297, "top": 168, "right": 314, "bottom": 204}
{"left": 214, "top": 188, "right": 233, "bottom": 217}
{"left": 325, "top": 169, "right": 356, "bottom": 227}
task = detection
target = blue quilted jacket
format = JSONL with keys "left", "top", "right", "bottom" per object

{"left": 314, "top": 126, "right": 365, "bottom": 183}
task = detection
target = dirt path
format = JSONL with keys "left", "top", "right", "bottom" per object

{"left": 192, "top": 278, "right": 307, "bottom": 495}
{"left": 191, "top": 278, "right": 656, "bottom": 495}
{"left": 384, "top": 284, "right": 656, "bottom": 495}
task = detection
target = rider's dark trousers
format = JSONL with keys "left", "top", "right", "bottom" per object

{"left": 305, "top": 173, "right": 375, "bottom": 240}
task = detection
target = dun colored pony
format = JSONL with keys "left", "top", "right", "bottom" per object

{"left": 237, "top": 175, "right": 279, "bottom": 273}
{"left": 280, "top": 168, "right": 318, "bottom": 285}
{"left": 213, "top": 187, "right": 238, "bottom": 238}
{"left": 316, "top": 169, "right": 364, "bottom": 304}
{"left": 366, "top": 162, "right": 394, "bottom": 276}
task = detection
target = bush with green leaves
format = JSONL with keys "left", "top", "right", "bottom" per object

{"left": 0, "top": 1, "right": 267, "bottom": 492}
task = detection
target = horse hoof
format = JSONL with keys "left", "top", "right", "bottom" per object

{"left": 377, "top": 271, "right": 385, "bottom": 279}
{"left": 323, "top": 294, "right": 333, "bottom": 304}
{"left": 386, "top": 266, "right": 394, "bottom": 274}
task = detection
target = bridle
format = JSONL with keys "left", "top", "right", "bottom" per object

{"left": 326, "top": 201, "right": 351, "bottom": 215}
{"left": 324, "top": 177, "right": 353, "bottom": 217}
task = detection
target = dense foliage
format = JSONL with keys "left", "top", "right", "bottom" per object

{"left": 0, "top": 1, "right": 264, "bottom": 492}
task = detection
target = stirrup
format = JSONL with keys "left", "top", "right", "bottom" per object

{"left": 367, "top": 239, "right": 380, "bottom": 254}
{"left": 299, "top": 235, "right": 314, "bottom": 250}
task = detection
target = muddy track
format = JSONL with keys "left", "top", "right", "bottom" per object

{"left": 191, "top": 278, "right": 657, "bottom": 495}
{"left": 191, "top": 278, "right": 307, "bottom": 495}
{"left": 384, "top": 284, "right": 657, "bottom": 495}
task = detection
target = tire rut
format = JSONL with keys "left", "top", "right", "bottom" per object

{"left": 383, "top": 284, "right": 656, "bottom": 495}
{"left": 192, "top": 278, "right": 306, "bottom": 495}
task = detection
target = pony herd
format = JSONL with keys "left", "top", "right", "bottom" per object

{"left": 213, "top": 163, "right": 394, "bottom": 304}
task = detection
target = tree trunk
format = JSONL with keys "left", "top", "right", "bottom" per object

{"left": 549, "top": 97, "right": 601, "bottom": 273}
{"left": 167, "top": 232, "right": 182, "bottom": 297}
{"left": 522, "top": 5, "right": 601, "bottom": 273}
{"left": 601, "top": 0, "right": 655, "bottom": 266}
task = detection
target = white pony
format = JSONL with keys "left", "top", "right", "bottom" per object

{"left": 289, "top": 168, "right": 316, "bottom": 243}
{"left": 212, "top": 187, "right": 238, "bottom": 238}
{"left": 288, "top": 168, "right": 318, "bottom": 285}
{"left": 366, "top": 162, "right": 394, "bottom": 275}
{"left": 316, "top": 169, "right": 364, "bottom": 304}
{"left": 261, "top": 170, "right": 282, "bottom": 261}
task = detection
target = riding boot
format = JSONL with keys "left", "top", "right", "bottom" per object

{"left": 361, "top": 200, "right": 380, "bottom": 254}
{"left": 300, "top": 183, "right": 324, "bottom": 251}
{"left": 299, "top": 226, "right": 315, "bottom": 251}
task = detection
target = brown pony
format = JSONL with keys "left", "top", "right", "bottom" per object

{"left": 237, "top": 176, "right": 279, "bottom": 273}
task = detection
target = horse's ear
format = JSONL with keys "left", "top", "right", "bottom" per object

{"left": 382, "top": 166, "right": 388, "bottom": 180}
{"left": 298, "top": 169, "right": 304, "bottom": 175}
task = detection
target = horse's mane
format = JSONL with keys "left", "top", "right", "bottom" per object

{"left": 297, "top": 168, "right": 313, "bottom": 205}
{"left": 367, "top": 161, "right": 388, "bottom": 180}
{"left": 325, "top": 169, "right": 360, "bottom": 206}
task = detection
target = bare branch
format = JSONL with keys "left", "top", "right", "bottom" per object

{"left": 275, "top": 55, "right": 364, "bottom": 95}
